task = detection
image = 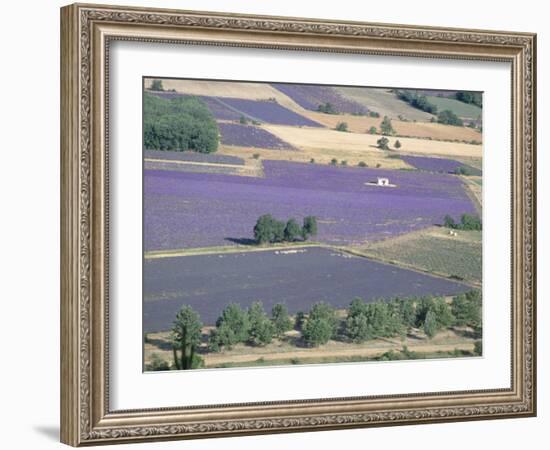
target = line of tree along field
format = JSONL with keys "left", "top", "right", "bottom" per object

{"left": 444, "top": 213, "right": 482, "bottom": 231}
{"left": 146, "top": 290, "right": 482, "bottom": 371}
{"left": 253, "top": 215, "right": 318, "bottom": 244}
{"left": 143, "top": 92, "right": 219, "bottom": 153}
{"left": 395, "top": 90, "right": 465, "bottom": 126}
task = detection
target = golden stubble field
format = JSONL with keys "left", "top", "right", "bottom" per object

{"left": 261, "top": 124, "right": 483, "bottom": 159}
{"left": 144, "top": 78, "right": 305, "bottom": 112}
{"left": 302, "top": 111, "right": 483, "bottom": 142}
{"left": 217, "top": 144, "right": 412, "bottom": 169}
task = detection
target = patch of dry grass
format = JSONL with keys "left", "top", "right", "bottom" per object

{"left": 144, "top": 78, "right": 303, "bottom": 111}
{"left": 144, "top": 326, "right": 476, "bottom": 369}
{"left": 217, "top": 144, "right": 410, "bottom": 169}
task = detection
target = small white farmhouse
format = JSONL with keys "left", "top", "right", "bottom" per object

{"left": 377, "top": 177, "right": 390, "bottom": 186}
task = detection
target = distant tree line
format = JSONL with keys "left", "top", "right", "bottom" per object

{"left": 444, "top": 213, "right": 482, "bottom": 231}
{"left": 317, "top": 102, "right": 338, "bottom": 114}
{"left": 437, "top": 109, "right": 464, "bottom": 126}
{"left": 455, "top": 91, "right": 482, "bottom": 108}
{"left": 143, "top": 92, "right": 219, "bottom": 153}
{"left": 396, "top": 90, "right": 438, "bottom": 114}
{"left": 253, "top": 215, "right": 318, "bottom": 244}
{"left": 396, "top": 90, "right": 466, "bottom": 127}
{"left": 152, "top": 290, "right": 482, "bottom": 370}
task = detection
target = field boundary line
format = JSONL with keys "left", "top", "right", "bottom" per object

{"left": 144, "top": 242, "right": 322, "bottom": 259}
{"left": 144, "top": 157, "right": 255, "bottom": 170}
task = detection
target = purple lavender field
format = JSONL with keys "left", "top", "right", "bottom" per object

{"left": 144, "top": 161, "right": 477, "bottom": 251}
{"left": 144, "top": 247, "right": 471, "bottom": 330}
{"left": 215, "top": 97, "right": 323, "bottom": 127}
{"left": 271, "top": 83, "right": 368, "bottom": 115}
{"left": 218, "top": 123, "right": 296, "bottom": 150}
{"left": 402, "top": 155, "right": 482, "bottom": 176}
{"left": 149, "top": 91, "right": 323, "bottom": 126}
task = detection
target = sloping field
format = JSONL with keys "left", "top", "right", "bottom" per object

{"left": 144, "top": 161, "right": 476, "bottom": 251}
{"left": 143, "top": 246, "right": 472, "bottom": 331}
{"left": 271, "top": 83, "right": 367, "bottom": 114}
{"left": 215, "top": 97, "right": 322, "bottom": 127}
{"left": 400, "top": 155, "right": 482, "bottom": 175}
{"left": 145, "top": 79, "right": 305, "bottom": 111}
{"left": 262, "top": 124, "right": 483, "bottom": 158}
{"left": 358, "top": 227, "right": 482, "bottom": 285}
{"left": 425, "top": 95, "right": 482, "bottom": 120}
{"left": 301, "top": 111, "right": 482, "bottom": 142}
{"left": 336, "top": 87, "right": 435, "bottom": 121}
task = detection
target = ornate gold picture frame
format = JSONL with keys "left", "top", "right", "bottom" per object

{"left": 60, "top": 3, "right": 536, "bottom": 446}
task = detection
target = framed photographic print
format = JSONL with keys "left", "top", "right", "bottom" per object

{"left": 60, "top": 3, "right": 537, "bottom": 446}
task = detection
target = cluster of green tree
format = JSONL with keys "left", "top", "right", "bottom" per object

{"left": 208, "top": 302, "right": 293, "bottom": 351}
{"left": 377, "top": 137, "right": 390, "bottom": 150}
{"left": 300, "top": 302, "right": 339, "bottom": 346}
{"left": 150, "top": 79, "right": 164, "bottom": 91}
{"left": 317, "top": 102, "right": 338, "bottom": 114}
{"left": 453, "top": 165, "right": 474, "bottom": 175}
{"left": 345, "top": 291, "right": 481, "bottom": 342}
{"left": 296, "top": 290, "right": 481, "bottom": 347}
{"left": 437, "top": 109, "right": 464, "bottom": 126}
{"left": 335, "top": 122, "right": 348, "bottom": 132}
{"left": 380, "top": 116, "right": 395, "bottom": 135}
{"left": 143, "top": 92, "right": 219, "bottom": 153}
{"left": 443, "top": 213, "right": 482, "bottom": 231}
{"left": 253, "top": 214, "right": 317, "bottom": 244}
{"left": 152, "top": 290, "right": 482, "bottom": 370}
{"left": 455, "top": 91, "right": 483, "bottom": 108}
{"left": 396, "top": 90, "right": 438, "bottom": 114}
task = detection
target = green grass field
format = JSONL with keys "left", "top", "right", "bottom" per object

{"left": 358, "top": 227, "right": 482, "bottom": 285}
{"left": 336, "top": 87, "right": 435, "bottom": 122}
{"left": 426, "top": 96, "right": 482, "bottom": 120}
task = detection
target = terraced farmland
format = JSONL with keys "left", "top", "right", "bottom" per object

{"left": 143, "top": 246, "right": 472, "bottom": 331}
{"left": 144, "top": 161, "right": 477, "bottom": 251}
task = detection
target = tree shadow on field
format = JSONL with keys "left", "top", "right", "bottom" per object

{"left": 285, "top": 334, "right": 309, "bottom": 349}
{"left": 224, "top": 237, "right": 257, "bottom": 246}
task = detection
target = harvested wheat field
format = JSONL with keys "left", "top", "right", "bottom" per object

{"left": 262, "top": 124, "right": 483, "bottom": 158}
{"left": 144, "top": 78, "right": 304, "bottom": 112}
{"left": 303, "top": 111, "right": 482, "bottom": 142}
{"left": 218, "top": 144, "right": 410, "bottom": 169}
